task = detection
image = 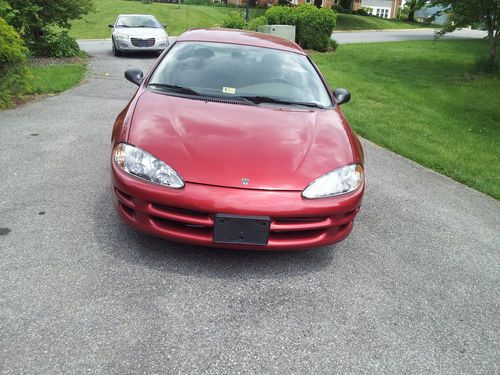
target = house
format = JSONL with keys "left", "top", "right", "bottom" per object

{"left": 415, "top": 5, "right": 448, "bottom": 25}
{"left": 353, "top": 0, "right": 403, "bottom": 19}
{"left": 225, "top": 0, "right": 402, "bottom": 17}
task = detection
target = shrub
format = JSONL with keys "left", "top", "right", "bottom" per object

{"left": 0, "top": 16, "right": 29, "bottom": 108}
{"left": 354, "top": 8, "right": 369, "bottom": 16}
{"left": 329, "top": 38, "right": 338, "bottom": 51}
{"left": 265, "top": 6, "right": 297, "bottom": 25}
{"left": 221, "top": 12, "right": 245, "bottom": 29}
{"left": 331, "top": 4, "right": 343, "bottom": 13}
{"left": 295, "top": 4, "right": 336, "bottom": 51}
{"left": 30, "top": 30, "right": 84, "bottom": 58}
{"left": 245, "top": 15, "right": 268, "bottom": 31}
{"left": 263, "top": 5, "right": 336, "bottom": 51}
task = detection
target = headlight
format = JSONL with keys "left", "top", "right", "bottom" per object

{"left": 302, "top": 164, "right": 363, "bottom": 199}
{"left": 114, "top": 32, "right": 129, "bottom": 40}
{"left": 113, "top": 143, "right": 184, "bottom": 189}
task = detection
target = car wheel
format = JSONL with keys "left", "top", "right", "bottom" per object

{"left": 112, "top": 40, "right": 122, "bottom": 57}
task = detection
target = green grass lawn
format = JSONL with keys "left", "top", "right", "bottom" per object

{"left": 70, "top": 0, "right": 265, "bottom": 39}
{"left": 336, "top": 14, "right": 438, "bottom": 30}
{"left": 27, "top": 63, "right": 87, "bottom": 95}
{"left": 311, "top": 40, "right": 500, "bottom": 199}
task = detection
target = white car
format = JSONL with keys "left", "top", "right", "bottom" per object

{"left": 108, "top": 14, "right": 169, "bottom": 56}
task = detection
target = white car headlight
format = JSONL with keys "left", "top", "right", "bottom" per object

{"left": 114, "top": 32, "right": 129, "bottom": 40}
{"left": 302, "top": 164, "right": 363, "bottom": 199}
{"left": 113, "top": 143, "right": 184, "bottom": 189}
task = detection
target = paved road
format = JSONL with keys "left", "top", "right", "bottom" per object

{"left": 333, "top": 28, "right": 488, "bottom": 43}
{"left": 0, "top": 40, "right": 499, "bottom": 374}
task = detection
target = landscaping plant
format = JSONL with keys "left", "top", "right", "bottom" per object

{"left": 0, "top": 16, "right": 29, "bottom": 108}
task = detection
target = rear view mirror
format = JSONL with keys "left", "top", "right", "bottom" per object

{"left": 125, "top": 69, "right": 144, "bottom": 86}
{"left": 162, "top": 24, "right": 167, "bottom": 29}
{"left": 108, "top": 24, "right": 114, "bottom": 28}
{"left": 333, "top": 88, "right": 351, "bottom": 105}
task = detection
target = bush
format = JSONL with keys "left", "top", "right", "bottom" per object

{"left": 329, "top": 38, "right": 338, "bottom": 51}
{"left": 0, "top": 16, "right": 29, "bottom": 108}
{"left": 265, "top": 6, "right": 297, "bottom": 25}
{"left": 30, "top": 30, "right": 83, "bottom": 58}
{"left": 264, "top": 5, "right": 336, "bottom": 51}
{"left": 221, "top": 12, "right": 245, "bottom": 29}
{"left": 331, "top": 4, "right": 343, "bottom": 13}
{"left": 354, "top": 8, "right": 369, "bottom": 16}
{"left": 295, "top": 4, "right": 336, "bottom": 51}
{"left": 245, "top": 15, "right": 268, "bottom": 31}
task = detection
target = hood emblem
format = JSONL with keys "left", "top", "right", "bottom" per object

{"left": 241, "top": 178, "right": 250, "bottom": 186}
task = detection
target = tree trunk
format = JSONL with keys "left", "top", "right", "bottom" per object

{"left": 407, "top": 0, "right": 416, "bottom": 21}
{"left": 490, "top": 32, "right": 498, "bottom": 61}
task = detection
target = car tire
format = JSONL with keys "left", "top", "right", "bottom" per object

{"left": 112, "top": 40, "right": 122, "bottom": 57}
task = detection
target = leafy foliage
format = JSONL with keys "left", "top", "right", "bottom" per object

{"left": 298, "top": 4, "right": 337, "bottom": 51}
{"left": 432, "top": 0, "right": 499, "bottom": 65}
{"left": 221, "top": 12, "right": 245, "bottom": 29}
{"left": 404, "top": 0, "right": 427, "bottom": 21}
{"left": 332, "top": 4, "right": 344, "bottom": 13}
{"left": 0, "top": 15, "right": 29, "bottom": 108}
{"left": 264, "top": 4, "right": 336, "bottom": 51}
{"left": 2, "top": 0, "right": 94, "bottom": 56}
{"left": 30, "top": 30, "right": 84, "bottom": 58}
{"left": 245, "top": 15, "right": 268, "bottom": 31}
{"left": 265, "top": 5, "right": 297, "bottom": 25}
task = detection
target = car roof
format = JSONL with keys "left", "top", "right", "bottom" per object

{"left": 117, "top": 14, "right": 158, "bottom": 19}
{"left": 176, "top": 28, "right": 306, "bottom": 55}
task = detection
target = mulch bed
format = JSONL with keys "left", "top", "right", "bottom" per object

{"left": 28, "top": 56, "right": 90, "bottom": 67}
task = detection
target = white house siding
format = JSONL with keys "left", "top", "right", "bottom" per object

{"left": 361, "top": 0, "right": 393, "bottom": 18}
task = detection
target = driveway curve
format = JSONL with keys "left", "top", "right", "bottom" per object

{"left": 0, "top": 40, "right": 498, "bottom": 374}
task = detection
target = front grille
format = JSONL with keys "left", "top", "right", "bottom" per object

{"left": 131, "top": 38, "right": 155, "bottom": 47}
{"left": 114, "top": 187, "right": 356, "bottom": 246}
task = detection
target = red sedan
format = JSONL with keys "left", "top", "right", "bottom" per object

{"left": 111, "top": 29, "right": 364, "bottom": 250}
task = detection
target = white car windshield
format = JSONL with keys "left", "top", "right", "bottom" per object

{"left": 148, "top": 41, "right": 333, "bottom": 108}
{"left": 116, "top": 16, "right": 161, "bottom": 28}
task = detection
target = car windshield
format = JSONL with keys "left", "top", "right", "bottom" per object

{"left": 116, "top": 15, "right": 161, "bottom": 28}
{"left": 148, "top": 41, "right": 333, "bottom": 108}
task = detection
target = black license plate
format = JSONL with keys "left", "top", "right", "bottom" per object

{"left": 213, "top": 214, "right": 270, "bottom": 246}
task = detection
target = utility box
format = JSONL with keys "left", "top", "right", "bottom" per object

{"left": 257, "top": 25, "right": 296, "bottom": 42}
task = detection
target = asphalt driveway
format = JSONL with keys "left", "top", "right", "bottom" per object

{"left": 0, "top": 40, "right": 498, "bottom": 374}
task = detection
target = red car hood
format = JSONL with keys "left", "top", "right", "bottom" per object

{"left": 128, "top": 91, "right": 354, "bottom": 191}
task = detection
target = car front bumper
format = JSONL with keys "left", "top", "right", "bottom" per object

{"left": 111, "top": 162, "right": 364, "bottom": 250}
{"left": 114, "top": 38, "right": 168, "bottom": 52}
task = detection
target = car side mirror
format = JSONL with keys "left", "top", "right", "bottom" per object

{"left": 333, "top": 88, "right": 351, "bottom": 105}
{"left": 125, "top": 69, "right": 144, "bottom": 86}
{"left": 162, "top": 24, "right": 167, "bottom": 29}
{"left": 108, "top": 24, "right": 114, "bottom": 28}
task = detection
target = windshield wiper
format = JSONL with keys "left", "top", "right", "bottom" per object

{"left": 148, "top": 83, "right": 200, "bottom": 96}
{"left": 237, "top": 95, "right": 326, "bottom": 109}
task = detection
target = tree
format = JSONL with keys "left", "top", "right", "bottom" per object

{"left": 432, "top": 0, "right": 499, "bottom": 62}
{"left": 3, "top": 0, "right": 93, "bottom": 45}
{"left": 405, "top": 0, "right": 428, "bottom": 21}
